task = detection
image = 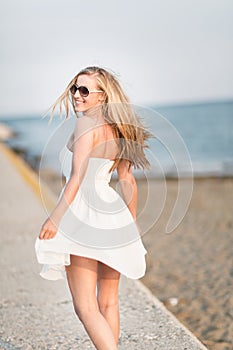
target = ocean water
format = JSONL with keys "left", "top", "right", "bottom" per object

{"left": 1, "top": 100, "right": 233, "bottom": 178}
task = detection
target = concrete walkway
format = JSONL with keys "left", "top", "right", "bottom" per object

{"left": 0, "top": 142, "right": 208, "bottom": 350}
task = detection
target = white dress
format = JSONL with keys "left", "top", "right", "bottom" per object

{"left": 35, "top": 145, "right": 147, "bottom": 280}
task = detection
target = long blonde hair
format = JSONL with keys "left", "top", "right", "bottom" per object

{"left": 50, "top": 66, "right": 152, "bottom": 171}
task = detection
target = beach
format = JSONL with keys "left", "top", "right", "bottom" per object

{"left": 40, "top": 167, "right": 233, "bottom": 350}
{"left": 1, "top": 113, "right": 232, "bottom": 349}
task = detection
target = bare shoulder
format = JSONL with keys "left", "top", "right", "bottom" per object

{"left": 74, "top": 116, "right": 97, "bottom": 139}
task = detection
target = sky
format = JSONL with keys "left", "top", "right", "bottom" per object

{"left": 1, "top": 0, "right": 233, "bottom": 116}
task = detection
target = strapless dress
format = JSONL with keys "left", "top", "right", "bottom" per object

{"left": 35, "top": 145, "right": 147, "bottom": 280}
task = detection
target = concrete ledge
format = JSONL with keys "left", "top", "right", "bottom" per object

{"left": 0, "top": 142, "right": 57, "bottom": 212}
{"left": 0, "top": 142, "right": 207, "bottom": 349}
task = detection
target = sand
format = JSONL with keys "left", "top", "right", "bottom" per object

{"left": 139, "top": 177, "right": 233, "bottom": 350}
{"left": 39, "top": 167, "right": 233, "bottom": 350}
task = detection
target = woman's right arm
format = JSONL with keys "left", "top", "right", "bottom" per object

{"left": 39, "top": 117, "right": 94, "bottom": 240}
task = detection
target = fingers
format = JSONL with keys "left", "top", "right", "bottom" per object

{"left": 39, "top": 230, "right": 56, "bottom": 240}
{"left": 39, "top": 226, "right": 57, "bottom": 240}
{"left": 39, "top": 227, "right": 46, "bottom": 239}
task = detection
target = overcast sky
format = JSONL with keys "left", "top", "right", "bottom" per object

{"left": 1, "top": 0, "right": 233, "bottom": 115}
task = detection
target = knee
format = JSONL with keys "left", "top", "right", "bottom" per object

{"left": 98, "top": 295, "right": 119, "bottom": 314}
{"left": 73, "top": 302, "right": 98, "bottom": 323}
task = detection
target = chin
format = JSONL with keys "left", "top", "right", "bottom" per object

{"left": 75, "top": 106, "right": 87, "bottom": 113}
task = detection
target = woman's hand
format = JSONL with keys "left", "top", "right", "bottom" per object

{"left": 39, "top": 216, "right": 59, "bottom": 240}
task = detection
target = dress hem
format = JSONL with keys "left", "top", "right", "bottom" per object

{"left": 36, "top": 249, "right": 147, "bottom": 281}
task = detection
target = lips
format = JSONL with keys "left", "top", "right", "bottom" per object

{"left": 75, "top": 100, "right": 85, "bottom": 105}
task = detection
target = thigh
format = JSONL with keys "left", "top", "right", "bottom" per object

{"left": 97, "top": 262, "right": 121, "bottom": 300}
{"left": 65, "top": 255, "right": 98, "bottom": 304}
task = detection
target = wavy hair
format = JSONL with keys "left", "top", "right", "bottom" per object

{"left": 50, "top": 66, "right": 152, "bottom": 171}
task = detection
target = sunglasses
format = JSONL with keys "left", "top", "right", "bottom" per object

{"left": 70, "top": 84, "right": 103, "bottom": 97}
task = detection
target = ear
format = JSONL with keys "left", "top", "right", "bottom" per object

{"left": 98, "top": 92, "right": 107, "bottom": 103}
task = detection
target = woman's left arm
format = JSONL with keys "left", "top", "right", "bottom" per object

{"left": 117, "top": 159, "right": 143, "bottom": 235}
{"left": 117, "top": 160, "right": 138, "bottom": 220}
{"left": 39, "top": 117, "right": 94, "bottom": 240}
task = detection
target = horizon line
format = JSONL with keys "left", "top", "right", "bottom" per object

{"left": 0, "top": 97, "right": 233, "bottom": 119}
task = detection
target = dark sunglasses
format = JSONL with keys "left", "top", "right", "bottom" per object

{"left": 70, "top": 84, "right": 103, "bottom": 97}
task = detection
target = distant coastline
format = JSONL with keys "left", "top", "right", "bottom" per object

{"left": 0, "top": 99, "right": 233, "bottom": 179}
{"left": 152, "top": 97, "right": 233, "bottom": 109}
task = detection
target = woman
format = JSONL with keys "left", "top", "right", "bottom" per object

{"left": 35, "top": 66, "right": 151, "bottom": 349}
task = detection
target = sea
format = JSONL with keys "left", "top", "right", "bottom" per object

{"left": 1, "top": 100, "right": 233, "bottom": 178}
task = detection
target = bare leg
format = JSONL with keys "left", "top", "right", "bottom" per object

{"left": 97, "top": 262, "right": 121, "bottom": 345}
{"left": 65, "top": 255, "right": 117, "bottom": 350}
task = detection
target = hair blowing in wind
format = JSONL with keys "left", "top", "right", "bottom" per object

{"left": 50, "top": 66, "right": 153, "bottom": 171}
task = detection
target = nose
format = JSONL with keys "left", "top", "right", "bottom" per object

{"left": 74, "top": 89, "right": 81, "bottom": 98}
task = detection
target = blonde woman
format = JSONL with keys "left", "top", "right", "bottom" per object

{"left": 35, "top": 66, "right": 151, "bottom": 349}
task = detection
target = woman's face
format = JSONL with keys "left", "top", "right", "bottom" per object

{"left": 73, "top": 74, "right": 105, "bottom": 114}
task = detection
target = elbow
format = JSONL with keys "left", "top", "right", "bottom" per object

{"left": 117, "top": 161, "right": 137, "bottom": 189}
{"left": 118, "top": 172, "right": 137, "bottom": 192}
{"left": 125, "top": 169, "right": 136, "bottom": 183}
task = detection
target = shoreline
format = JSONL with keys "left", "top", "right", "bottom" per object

{"left": 1, "top": 118, "right": 233, "bottom": 180}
